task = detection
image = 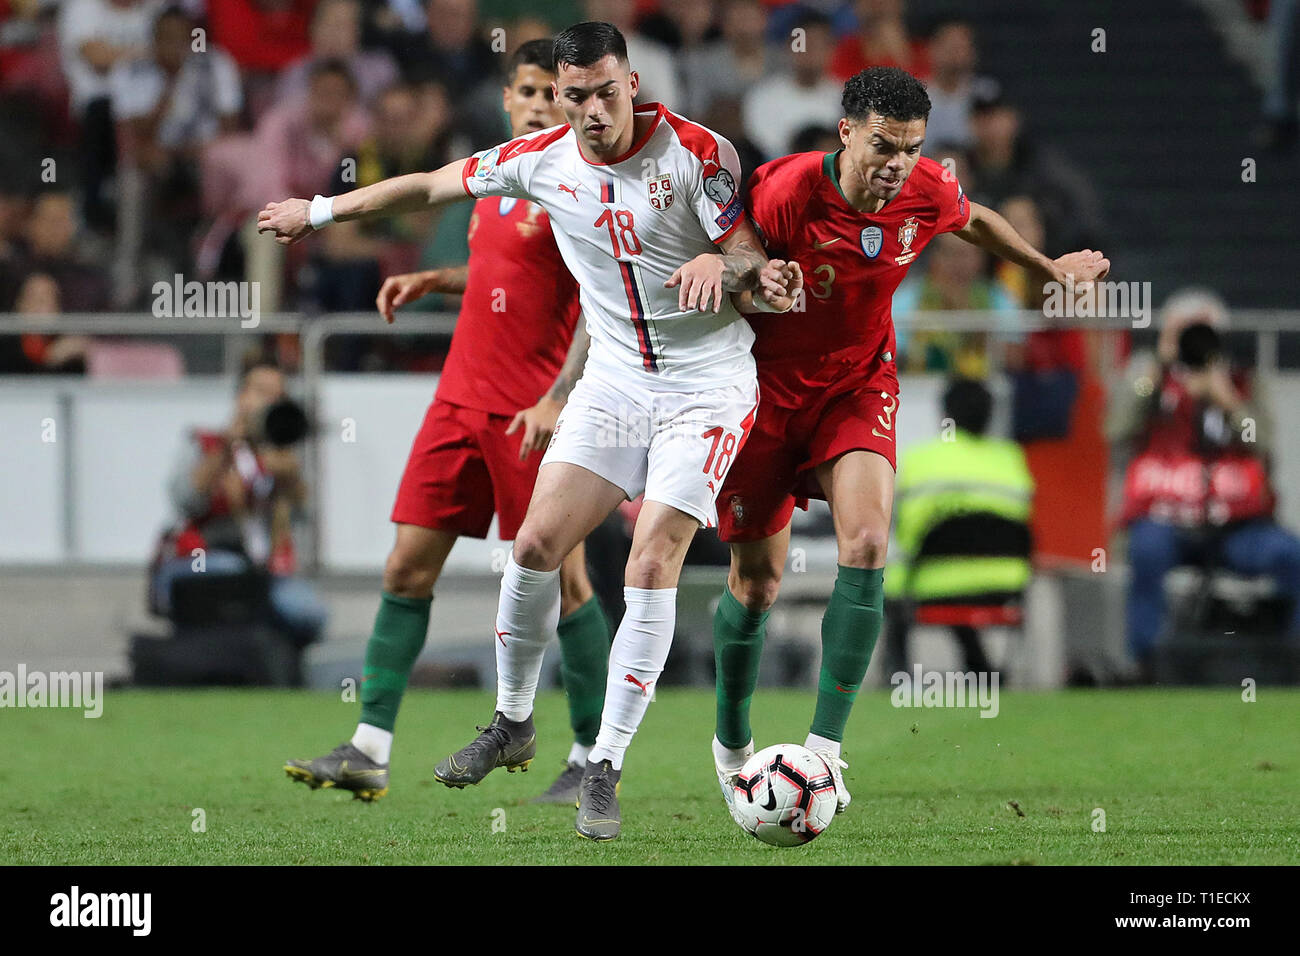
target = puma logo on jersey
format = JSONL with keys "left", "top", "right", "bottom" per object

{"left": 557, "top": 183, "right": 581, "bottom": 201}
{"left": 494, "top": 626, "right": 511, "bottom": 646}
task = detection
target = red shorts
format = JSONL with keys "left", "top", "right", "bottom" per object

{"left": 717, "top": 362, "right": 899, "bottom": 543}
{"left": 390, "top": 399, "right": 540, "bottom": 540}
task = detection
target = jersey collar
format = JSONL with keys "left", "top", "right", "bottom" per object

{"left": 579, "top": 102, "right": 666, "bottom": 166}
{"left": 824, "top": 147, "right": 902, "bottom": 214}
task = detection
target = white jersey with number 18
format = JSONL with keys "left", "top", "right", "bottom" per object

{"left": 461, "top": 102, "right": 757, "bottom": 393}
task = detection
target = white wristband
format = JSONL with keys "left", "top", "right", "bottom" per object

{"left": 308, "top": 194, "right": 335, "bottom": 230}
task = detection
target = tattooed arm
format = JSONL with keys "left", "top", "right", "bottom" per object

{"left": 664, "top": 219, "right": 776, "bottom": 313}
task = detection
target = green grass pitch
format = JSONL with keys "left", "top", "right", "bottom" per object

{"left": 3, "top": 687, "right": 1297, "bottom": 865}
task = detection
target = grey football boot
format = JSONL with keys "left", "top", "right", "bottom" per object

{"left": 433, "top": 711, "right": 537, "bottom": 788}
{"left": 574, "top": 759, "right": 622, "bottom": 841}
{"left": 284, "top": 742, "right": 389, "bottom": 802}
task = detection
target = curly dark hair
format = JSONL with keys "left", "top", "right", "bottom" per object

{"left": 841, "top": 66, "right": 931, "bottom": 124}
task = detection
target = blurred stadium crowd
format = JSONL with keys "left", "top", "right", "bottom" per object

{"left": 2, "top": 0, "right": 1298, "bottom": 687}
{"left": 0, "top": 0, "right": 1108, "bottom": 370}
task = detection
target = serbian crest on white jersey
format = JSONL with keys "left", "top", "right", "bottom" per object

{"left": 647, "top": 173, "right": 674, "bottom": 210}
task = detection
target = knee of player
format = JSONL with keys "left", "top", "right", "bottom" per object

{"left": 838, "top": 526, "right": 890, "bottom": 569}
{"left": 624, "top": 552, "right": 678, "bottom": 590}
{"left": 728, "top": 565, "right": 782, "bottom": 612}
{"left": 383, "top": 548, "right": 437, "bottom": 598}
{"left": 512, "top": 529, "right": 564, "bottom": 572}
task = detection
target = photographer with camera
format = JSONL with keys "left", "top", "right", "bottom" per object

{"left": 1110, "top": 288, "right": 1300, "bottom": 681}
{"left": 149, "top": 356, "right": 325, "bottom": 649}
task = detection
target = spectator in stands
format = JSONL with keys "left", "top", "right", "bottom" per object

{"left": 396, "top": 0, "right": 502, "bottom": 148}
{"left": 790, "top": 124, "right": 842, "bottom": 155}
{"left": 313, "top": 81, "right": 450, "bottom": 313}
{"left": 1, "top": 0, "right": 74, "bottom": 146}
{"left": 700, "top": 97, "right": 765, "bottom": 202}
{"left": 968, "top": 81, "right": 1104, "bottom": 255}
{"left": 830, "top": 0, "right": 928, "bottom": 82}
{"left": 883, "top": 376, "right": 1035, "bottom": 675}
{"left": 151, "top": 357, "right": 326, "bottom": 647}
{"left": 208, "top": 0, "right": 314, "bottom": 72}
{"left": 638, "top": 0, "right": 720, "bottom": 51}
{"left": 0, "top": 271, "right": 88, "bottom": 374}
{"left": 213, "top": 59, "right": 369, "bottom": 217}
{"left": 14, "top": 191, "right": 110, "bottom": 312}
{"left": 742, "top": 9, "right": 841, "bottom": 160}
{"left": 892, "top": 231, "right": 1019, "bottom": 378}
{"left": 922, "top": 18, "right": 995, "bottom": 154}
{"left": 1255, "top": 0, "right": 1298, "bottom": 151}
{"left": 1110, "top": 289, "right": 1300, "bottom": 679}
{"left": 111, "top": 5, "right": 243, "bottom": 265}
{"left": 681, "top": 0, "right": 777, "bottom": 117}
{"left": 581, "top": 0, "right": 682, "bottom": 108}
{"left": 276, "top": 0, "right": 400, "bottom": 108}
{"left": 57, "top": 0, "right": 160, "bottom": 231}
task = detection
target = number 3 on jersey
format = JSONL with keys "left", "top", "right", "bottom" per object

{"left": 595, "top": 209, "right": 642, "bottom": 257}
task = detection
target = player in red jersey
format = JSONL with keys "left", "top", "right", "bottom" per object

{"left": 710, "top": 67, "right": 1110, "bottom": 820}
{"left": 285, "top": 40, "right": 613, "bottom": 806}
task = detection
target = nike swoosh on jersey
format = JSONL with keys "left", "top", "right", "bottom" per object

{"left": 812, "top": 237, "right": 842, "bottom": 249}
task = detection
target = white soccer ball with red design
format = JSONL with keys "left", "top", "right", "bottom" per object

{"left": 732, "top": 743, "right": 838, "bottom": 846}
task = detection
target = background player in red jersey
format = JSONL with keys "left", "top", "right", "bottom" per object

{"left": 710, "top": 67, "right": 1110, "bottom": 818}
{"left": 285, "top": 40, "right": 613, "bottom": 806}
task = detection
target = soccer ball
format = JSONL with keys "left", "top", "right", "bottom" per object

{"left": 732, "top": 744, "right": 838, "bottom": 846}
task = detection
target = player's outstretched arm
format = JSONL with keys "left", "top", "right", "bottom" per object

{"left": 506, "top": 324, "right": 591, "bottom": 460}
{"left": 957, "top": 201, "right": 1109, "bottom": 288}
{"left": 257, "top": 159, "right": 473, "bottom": 245}
{"left": 664, "top": 219, "right": 771, "bottom": 313}
{"left": 375, "top": 266, "right": 470, "bottom": 323}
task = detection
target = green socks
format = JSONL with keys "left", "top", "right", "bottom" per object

{"left": 359, "top": 591, "right": 432, "bottom": 732}
{"left": 811, "top": 566, "right": 884, "bottom": 743}
{"left": 556, "top": 596, "right": 613, "bottom": 747}
{"left": 713, "top": 588, "right": 770, "bottom": 750}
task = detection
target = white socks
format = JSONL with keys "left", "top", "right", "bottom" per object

{"left": 494, "top": 554, "right": 561, "bottom": 722}
{"left": 713, "top": 735, "right": 752, "bottom": 774}
{"left": 589, "top": 587, "right": 677, "bottom": 771}
{"left": 352, "top": 723, "right": 393, "bottom": 765}
{"left": 805, "top": 733, "right": 841, "bottom": 759}
{"left": 567, "top": 742, "right": 593, "bottom": 766}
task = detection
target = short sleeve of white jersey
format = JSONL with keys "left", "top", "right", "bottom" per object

{"left": 687, "top": 132, "right": 746, "bottom": 245}
{"left": 461, "top": 126, "right": 562, "bottom": 201}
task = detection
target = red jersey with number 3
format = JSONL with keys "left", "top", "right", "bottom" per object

{"left": 745, "top": 151, "right": 970, "bottom": 399}
{"left": 435, "top": 196, "right": 581, "bottom": 417}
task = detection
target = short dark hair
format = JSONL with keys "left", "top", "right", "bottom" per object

{"left": 842, "top": 66, "right": 931, "bottom": 123}
{"left": 308, "top": 57, "right": 358, "bottom": 94}
{"left": 553, "top": 21, "right": 628, "bottom": 71}
{"left": 943, "top": 376, "right": 993, "bottom": 435}
{"left": 507, "top": 37, "right": 555, "bottom": 82}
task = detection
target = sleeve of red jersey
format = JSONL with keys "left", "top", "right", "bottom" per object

{"left": 461, "top": 130, "right": 553, "bottom": 201}
{"left": 743, "top": 160, "right": 799, "bottom": 258}
{"left": 686, "top": 131, "right": 749, "bottom": 245}
{"left": 931, "top": 159, "right": 972, "bottom": 234}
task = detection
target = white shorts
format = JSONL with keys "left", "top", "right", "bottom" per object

{"left": 543, "top": 367, "right": 759, "bottom": 527}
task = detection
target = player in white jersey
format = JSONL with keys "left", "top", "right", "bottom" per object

{"left": 258, "top": 21, "right": 802, "bottom": 842}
